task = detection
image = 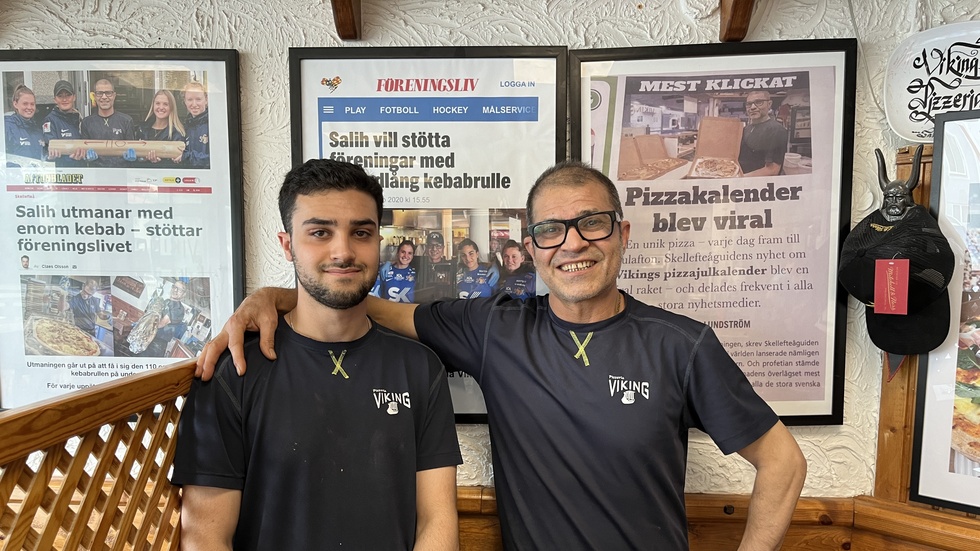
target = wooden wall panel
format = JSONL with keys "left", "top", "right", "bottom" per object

{"left": 851, "top": 530, "right": 943, "bottom": 551}
{"left": 853, "top": 495, "right": 980, "bottom": 550}
{"left": 873, "top": 144, "right": 934, "bottom": 502}
{"left": 689, "top": 524, "right": 851, "bottom": 550}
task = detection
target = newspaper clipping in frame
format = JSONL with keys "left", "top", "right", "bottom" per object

{"left": 295, "top": 49, "right": 563, "bottom": 417}
{"left": 0, "top": 52, "right": 242, "bottom": 409}
{"left": 583, "top": 52, "right": 849, "bottom": 418}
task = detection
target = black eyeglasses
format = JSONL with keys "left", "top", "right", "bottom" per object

{"left": 94, "top": 91, "right": 115, "bottom": 97}
{"left": 528, "top": 211, "right": 621, "bottom": 249}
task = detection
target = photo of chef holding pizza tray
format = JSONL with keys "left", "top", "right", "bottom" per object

{"left": 19, "top": 275, "right": 113, "bottom": 357}
{"left": 615, "top": 70, "right": 813, "bottom": 182}
{"left": 3, "top": 68, "right": 211, "bottom": 169}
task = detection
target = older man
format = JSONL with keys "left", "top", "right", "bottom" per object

{"left": 80, "top": 78, "right": 135, "bottom": 167}
{"left": 738, "top": 90, "right": 789, "bottom": 177}
{"left": 201, "top": 161, "right": 806, "bottom": 550}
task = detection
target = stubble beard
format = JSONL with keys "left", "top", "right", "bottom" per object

{"left": 539, "top": 240, "right": 625, "bottom": 305}
{"left": 294, "top": 260, "right": 374, "bottom": 310}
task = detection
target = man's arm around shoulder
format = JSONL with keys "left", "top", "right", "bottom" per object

{"left": 414, "top": 466, "right": 459, "bottom": 551}
{"left": 180, "top": 485, "right": 241, "bottom": 551}
{"left": 736, "top": 421, "right": 806, "bottom": 550}
{"left": 196, "top": 286, "right": 297, "bottom": 380}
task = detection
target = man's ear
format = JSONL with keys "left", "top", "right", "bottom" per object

{"left": 523, "top": 236, "right": 534, "bottom": 256}
{"left": 278, "top": 231, "right": 294, "bottom": 262}
{"left": 619, "top": 219, "right": 631, "bottom": 248}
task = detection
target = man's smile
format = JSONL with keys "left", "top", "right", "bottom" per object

{"left": 558, "top": 260, "right": 597, "bottom": 273}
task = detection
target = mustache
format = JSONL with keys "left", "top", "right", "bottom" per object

{"left": 316, "top": 261, "right": 365, "bottom": 270}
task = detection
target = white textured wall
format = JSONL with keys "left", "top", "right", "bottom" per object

{"left": 5, "top": 0, "right": 979, "bottom": 496}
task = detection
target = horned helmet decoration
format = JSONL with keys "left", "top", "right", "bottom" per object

{"left": 875, "top": 144, "right": 923, "bottom": 222}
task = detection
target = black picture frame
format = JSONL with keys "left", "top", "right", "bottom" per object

{"left": 910, "top": 109, "right": 980, "bottom": 514}
{"left": 568, "top": 39, "right": 857, "bottom": 425}
{"left": 289, "top": 46, "right": 567, "bottom": 423}
{"left": 0, "top": 48, "right": 244, "bottom": 410}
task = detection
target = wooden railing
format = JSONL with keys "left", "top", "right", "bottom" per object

{"left": 5, "top": 351, "right": 980, "bottom": 550}
{"left": 0, "top": 361, "right": 194, "bottom": 550}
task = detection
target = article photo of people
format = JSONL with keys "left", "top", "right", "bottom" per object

{"left": 615, "top": 71, "right": 812, "bottom": 181}
{"left": 110, "top": 276, "right": 213, "bottom": 359}
{"left": 21, "top": 275, "right": 113, "bottom": 357}
{"left": 372, "top": 207, "right": 535, "bottom": 304}
{"left": 3, "top": 68, "right": 211, "bottom": 169}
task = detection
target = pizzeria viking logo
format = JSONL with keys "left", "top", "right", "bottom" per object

{"left": 608, "top": 375, "right": 650, "bottom": 404}
{"left": 373, "top": 389, "right": 411, "bottom": 415}
{"left": 905, "top": 37, "right": 980, "bottom": 138}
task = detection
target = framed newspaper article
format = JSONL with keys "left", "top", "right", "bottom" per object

{"left": 570, "top": 39, "right": 857, "bottom": 424}
{"left": 0, "top": 49, "right": 243, "bottom": 410}
{"left": 911, "top": 109, "right": 980, "bottom": 514}
{"left": 290, "top": 46, "right": 566, "bottom": 423}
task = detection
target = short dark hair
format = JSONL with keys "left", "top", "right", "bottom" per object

{"left": 526, "top": 160, "right": 622, "bottom": 223}
{"left": 458, "top": 238, "right": 479, "bottom": 252}
{"left": 279, "top": 159, "right": 384, "bottom": 232}
{"left": 501, "top": 239, "right": 522, "bottom": 253}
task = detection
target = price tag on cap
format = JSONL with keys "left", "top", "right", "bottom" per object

{"left": 874, "top": 258, "right": 909, "bottom": 315}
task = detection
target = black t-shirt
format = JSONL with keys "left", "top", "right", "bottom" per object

{"left": 171, "top": 318, "right": 462, "bottom": 550}
{"left": 738, "top": 117, "right": 788, "bottom": 173}
{"left": 415, "top": 293, "right": 777, "bottom": 550}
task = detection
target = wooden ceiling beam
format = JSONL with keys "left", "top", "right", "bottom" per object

{"left": 330, "top": 0, "right": 362, "bottom": 40}
{"left": 719, "top": 0, "right": 755, "bottom": 42}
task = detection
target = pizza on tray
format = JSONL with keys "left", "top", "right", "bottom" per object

{"left": 618, "top": 158, "right": 688, "bottom": 181}
{"left": 953, "top": 359, "right": 980, "bottom": 463}
{"left": 33, "top": 317, "right": 100, "bottom": 356}
{"left": 691, "top": 157, "right": 741, "bottom": 179}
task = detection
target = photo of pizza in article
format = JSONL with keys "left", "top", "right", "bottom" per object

{"left": 20, "top": 275, "right": 213, "bottom": 359}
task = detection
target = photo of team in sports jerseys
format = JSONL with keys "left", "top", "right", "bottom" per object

{"left": 371, "top": 208, "right": 538, "bottom": 305}
{"left": 3, "top": 68, "right": 211, "bottom": 169}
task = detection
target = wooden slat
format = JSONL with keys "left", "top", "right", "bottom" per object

{"left": 685, "top": 494, "right": 853, "bottom": 526}
{"left": 689, "top": 523, "right": 852, "bottom": 550}
{"left": 112, "top": 406, "right": 172, "bottom": 551}
{"left": 852, "top": 529, "right": 941, "bottom": 551}
{"left": 330, "top": 0, "right": 362, "bottom": 40}
{"left": 458, "top": 514, "right": 503, "bottom": 551}
{"left": 873, "top": 145, "right": 934, "bottom": 502}
{"left": 719, "top": 0, "right": 755, "bottom": 42}
{"left": 35, "top": 435, "right": 99, "bottom": 550}
{"left": 0, "top": 360, "right": 195, "bottom": 465}
{"left": 130, "top": 401, "right": 182, "bottom": 548}
{"left": 854, "top": 495, "right": 980, "bottom": 550}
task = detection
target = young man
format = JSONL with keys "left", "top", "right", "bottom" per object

{"left": 455, "top": 238, "right": 499, "bottom": 299}
{"left": 738, "top": 90, "right": 789, "bottom": 177}
{"left": 173, "top": 159, "right": 461, "bottom": 550}
{"left": 79, "top": 79, "right": 135, "bottom": 167}
{"left": 200, "top": 161, "right": 805, "bottom": 550}
{"left": 495, "top": 239, "right": 536, "bottom": 299}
